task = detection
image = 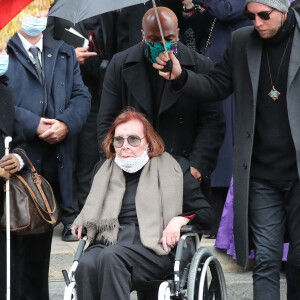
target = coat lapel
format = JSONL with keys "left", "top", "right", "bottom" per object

{"left": 122, "top": 44, "right": 153, "bottom": 116}
{"left": 287, "top": 12, "right": 300, "bottom": 173}
{"left": 246, "top": 32, "right": 263, "bottom": 107}
{"left": 9, "top": 34, "right": 41, "bottom": 83}
{"left": 43, "top": 34, "right": 64, "bottom": 102}
{"left": 158, "top": 43, "right": 195, "bottom": 116}
{"left": 288, "top": 12, "right": 300, "bottom": 89}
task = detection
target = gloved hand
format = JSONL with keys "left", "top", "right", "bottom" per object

{"left": 0, "top": 154, "right": 20, "bottom": 175}
{"left": 0, "top": 167, "right": 10, "bottom": 180}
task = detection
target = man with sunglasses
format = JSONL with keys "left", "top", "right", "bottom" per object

{"left": 154, "top": 0, "right": 300, "bottom": 299}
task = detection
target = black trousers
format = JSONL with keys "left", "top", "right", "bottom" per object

{"left": 73, "top": 110, "right": 100, "bottom": 212}
{"left": 206, "top": 187, "right": 229, "bottom": 236}
{"left": 0, "top": 230, "right": 53, "bottom": 300}
{"left": 75, "top": 224, "right": 174, "bottom": 300}
{"left": 249, "top": 178, "right": 300, "bottom": 300}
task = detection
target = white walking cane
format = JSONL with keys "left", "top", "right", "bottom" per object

{"left": 4, "top": 136, "right": 12, "bottom": 300}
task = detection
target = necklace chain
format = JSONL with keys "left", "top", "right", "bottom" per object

{"left": 266, "top": 35, "right": 292, "bottom": 101}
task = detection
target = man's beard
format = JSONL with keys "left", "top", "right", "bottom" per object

{"left": 256, "top": 26, "right": 280, "bottom": 39}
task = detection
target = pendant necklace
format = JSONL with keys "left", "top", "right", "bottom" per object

{"left": 266, "top": 35, "right": 292, "bottom": 101}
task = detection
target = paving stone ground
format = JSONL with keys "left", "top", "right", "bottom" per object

{"left": 49, "top": 224, "right": 287, "bottom": 300}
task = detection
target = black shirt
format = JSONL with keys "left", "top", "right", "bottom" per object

{"left": 118, "top": 169, "right": 142, "bottom": 224}
{"left": 251, "top": 9, "right": 298, "bottom": 180}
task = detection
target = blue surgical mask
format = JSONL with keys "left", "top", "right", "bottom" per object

{"left": 144, "top": 40, "right": 178, "bottom": 64}
{"left": 21, "top": 14, "right": 47, "bottom": 36}
{"left": 0, "top": 55, "right": 9, "bottom": 76}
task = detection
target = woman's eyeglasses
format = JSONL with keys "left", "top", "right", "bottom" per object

{"left": 113, "top": 135, "right": 145, "bottom": 148}
{"left": 245, "top": 8, "right": 275, "bottom": 21}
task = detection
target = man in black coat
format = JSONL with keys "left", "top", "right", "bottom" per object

{"left": 97, "top": 7, "right": 225, "bottom": 193}
{"left": 154, "top": 0, "right": 300, "bottom": 299}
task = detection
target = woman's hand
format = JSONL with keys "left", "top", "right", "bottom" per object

{"left": 0, "top": 154, "right": 20, "bottom": 175}
{"left": 159, "top": 216, "right": 190, "bottom": 253}
{"left": 71, "top": 225, "right": 83, "bottom": 240}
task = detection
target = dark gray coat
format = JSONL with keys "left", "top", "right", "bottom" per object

{"left": 179, "top": 12, "right": 300, "bottom": 267}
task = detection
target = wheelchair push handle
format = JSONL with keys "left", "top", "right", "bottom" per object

{"left": 180, "top": 225, "right": 200, "bottom": 233}
{"left": 74, "top": 236, "right": 87, "bottom": 261}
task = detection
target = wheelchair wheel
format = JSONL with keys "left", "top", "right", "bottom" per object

{"left": 187, "top": 248, "right": 227, "bottom": 300}
{"left": 158, "top": 281, "right": 171, "bottom": 300}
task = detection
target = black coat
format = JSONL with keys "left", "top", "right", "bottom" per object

{"left": 97, "top": 42, "right": 225, "bottom": 190}
{"left": 0, "top": 75, "right": 26, "bottom": 218}
{"left": 46, "top": 13, "right": 117, "bottom": 110}
{"left": 178, "top": 12, "right": 300, "bottom": 267}
{"left": 7, "top": 34, "right": 91, "bottom": 207}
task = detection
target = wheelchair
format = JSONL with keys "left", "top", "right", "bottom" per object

{"left": 62, "top": 226, "right": 227, "bottom": 300}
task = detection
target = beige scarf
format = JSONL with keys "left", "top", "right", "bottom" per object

{"left": 73, "top": 152, "right": 183, "bottom": 255}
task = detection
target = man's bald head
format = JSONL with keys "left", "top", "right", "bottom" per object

{"left": 142, "top": 7, "right": 179, "bottom": 44}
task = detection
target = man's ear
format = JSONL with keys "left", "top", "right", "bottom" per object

{"left": 141, "top": 29, "right": 145, "bottom": 42}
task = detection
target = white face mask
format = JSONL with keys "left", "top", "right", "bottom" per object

{"left": 114, "top": 149, "right": 149, "bottom": 173}
{"left": 0, "top": 55, "right": 9, "bottom": 76}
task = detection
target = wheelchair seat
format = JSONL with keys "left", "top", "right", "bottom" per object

{"left": 62, "top": 226, "right": 227, "bottom": 300}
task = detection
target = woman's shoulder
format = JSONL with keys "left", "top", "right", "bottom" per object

{"left": 158, "top": 153, "right": 190, "bottom": 174}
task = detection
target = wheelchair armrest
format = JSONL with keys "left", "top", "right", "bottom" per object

{"left": 180, "top": 225, "right": 199, "bottom": 234}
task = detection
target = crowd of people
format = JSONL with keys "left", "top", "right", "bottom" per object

{"left": 0, "top": 0, "right": 300, "bottom": 299}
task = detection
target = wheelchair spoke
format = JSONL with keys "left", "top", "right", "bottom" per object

{"left": 186, "top": 248, "right": 228, "bottom": 300}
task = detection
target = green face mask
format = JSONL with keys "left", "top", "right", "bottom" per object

{"left": 144, "top": 41, "right": 178, "bottom": 64}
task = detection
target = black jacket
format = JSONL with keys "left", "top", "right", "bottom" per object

{"left": 97, "top": 42, "right": 225, "bottom": 190}
{"left": 0, "top": 75, "right": 27, "bottom": 218}
{"left": 46, "top": 13, "right": 117, "bottom": 112}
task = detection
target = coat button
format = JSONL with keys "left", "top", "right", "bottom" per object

{"left": 61, "top": 82, "right": 65, "bottom": 86}
{"left": 246, "top": 131, "right": 251, "bottom": 138}
{"left": 178, "top": 117, "right": 184, "bottom": 124}
{"left": 59, "top": 108, "right": 64, "bottom": 113}
{"left": 205, "top": 171, "right": 211, "bottom": 179}
{"left": 40, "top": 101, "right": 44, "bottom": 104}
{"left": 61, "top": 55, "right": 65, "bottom": 59}
{"left": 243, "top": 163, "right": 247, "bottom": 169}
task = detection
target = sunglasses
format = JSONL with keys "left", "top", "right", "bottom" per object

{"left": 113, "top": 135, "right": 145, "bottom": 148}
{"left": 245, "top": 8, "right": 275, "bottom": 21}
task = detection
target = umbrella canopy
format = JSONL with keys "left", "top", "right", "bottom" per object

{"left": 0, "top": 0, "right": 54, "bottom": 47}
{"left": 48, "top": 0, "right": 150, "bottom": 24}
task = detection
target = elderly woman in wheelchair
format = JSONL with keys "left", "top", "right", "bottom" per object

{"left": 71, "top": 109, "right": 217, "bottom": 300}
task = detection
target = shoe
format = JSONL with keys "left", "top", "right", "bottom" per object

{"left": 62, "top": 224, "right": 78, "bottom": 242}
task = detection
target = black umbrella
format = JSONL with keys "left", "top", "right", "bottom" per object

{"left": 48, "top": 0, "right": 150, "bottom": 24}
{"left": 48, "top": 0, "right": 172, "bottom": 71}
